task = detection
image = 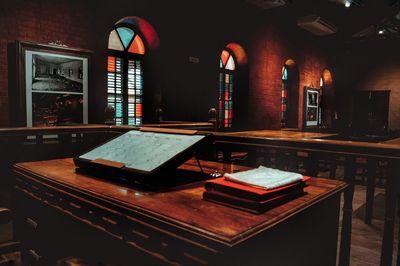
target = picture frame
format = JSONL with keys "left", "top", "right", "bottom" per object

{"left": 14, "top": 41, "right": 92, "bottom": 127}
{"left": 303, "top": 87, "right": 321, "bottom": 128}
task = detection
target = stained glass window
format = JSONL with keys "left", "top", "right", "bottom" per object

{"left": 281, "top": 66, "right": 288, "bottom": 128}
{"left": 319, "top": 76, "right": 324, "bottom": 125}
{"left": 218, "top": 50, "right": 235, "bottom": 128}
{"left": 107, "top": 56, "right": 124, "bottom": 125}
{"left": 107, "top": 26, "right": 145, "bottom": 126}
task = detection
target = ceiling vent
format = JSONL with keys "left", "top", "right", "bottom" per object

{"left": 352, "top": 25, "right": 376, "bottom": 38}
{"left": 297, "top": 15, "right": 338, "bottom": 36}
{"left": 245, "top": 0, "right": 287, "bottom": 9}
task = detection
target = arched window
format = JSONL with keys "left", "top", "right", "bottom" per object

{"left": 107, "top": 24, "right": 146, "bottom": 125}
{"left": 106, "top": 17, "right": 159, "bottom": 126}
{"left": 218, "top": 49, "right": 235, "bottom": 128}
{"left": 281, "top": 59, "right": 299, "bottom": 128}
{"left": 281, "top": 66, "right": 288, "bottom": 127}
{"left": 320, "top": 69, "right": 334, "bottom": 127}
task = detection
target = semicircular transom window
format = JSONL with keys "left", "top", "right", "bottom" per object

{"left": 108, "top": 27, "right": 145, "bottom": 54}
{"left": 107, "top": 26, "right": 145, "bottom": 126}
{"left": 220, "top": 50, "right": 235, "bottom": 71}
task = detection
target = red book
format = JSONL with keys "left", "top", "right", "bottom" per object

{"left": 205, "top": 176, "right": 310, "bottom": 202}
{"left": 203, "top": 189, "right": 305, "bottom": 214}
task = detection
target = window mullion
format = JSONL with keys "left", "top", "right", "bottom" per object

{"left": 123, "top": 55, "right": 129, "bottom": 125}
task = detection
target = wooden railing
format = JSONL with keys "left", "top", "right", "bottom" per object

{"left": 0, "top": 125, "right": 398, "bottom": 265}
{"left": 212, "top": 132, "right": 400, "bottom": 266}
{"left": 0, "top": 125, "right": 128, "bottom": 165}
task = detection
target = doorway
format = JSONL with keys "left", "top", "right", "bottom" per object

{"left": 352, "top": 90, "right": 390, "bottom": 135}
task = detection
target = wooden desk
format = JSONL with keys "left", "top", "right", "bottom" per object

{"left": 13, "top": 158, "right": 347, "bottom": 265}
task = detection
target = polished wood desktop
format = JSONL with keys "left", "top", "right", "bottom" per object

{"left": 13, "top": 158, "right": 346, "bottom": 265}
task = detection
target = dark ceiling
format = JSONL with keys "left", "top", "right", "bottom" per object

{"left": 243, "top": 0, "right": 400, "bottom": 41}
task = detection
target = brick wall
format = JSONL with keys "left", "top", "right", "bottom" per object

{"left": 0, "top": 0, "right": 94, "bottom": 126}
{"left": 355, "top": 58, "right": 400, "bottom": 130}
{"left": 332, "top": 39, "right": 400, "bottom": 131}
{"left": 0, "top": 0, "right": 332, "bottom": 129}
{"left": 247, "top": 26, "right": 328, "bottom": 129}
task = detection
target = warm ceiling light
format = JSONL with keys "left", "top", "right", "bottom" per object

{"left": 344, "top": 0, "right": 351, "bottom": 7}
{"left": 378, "top": 30, "right": 384, "bottom": 34}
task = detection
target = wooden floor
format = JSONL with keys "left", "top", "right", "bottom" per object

{"left": 345, "top": 185, "right": 399, "bottom": 266}
{"left": 0, "top": 184, "right": 398, "bottom": 265}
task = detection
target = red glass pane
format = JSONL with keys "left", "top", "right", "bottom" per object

{"left": 108, "top": 56, "right": 115, "bottom": 72}
{"left": 225, "top": 91, "right": 229, "bottom": 101}
{"left": 219, "top": 100, "right": 222, "bottom": 109}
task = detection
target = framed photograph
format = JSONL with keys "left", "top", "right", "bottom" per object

{"left": 14, "top": 41, "right": 92, "bottom": 127}
{"left": 307, "top": 90, "right": 318, "bottom": 107}
{"left": 303, "top": 87, "right": 321, "bottom": 127}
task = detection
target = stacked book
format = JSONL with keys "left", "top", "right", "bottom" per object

{"left": 203, "top": 166, "right": 310, "bottom": 214}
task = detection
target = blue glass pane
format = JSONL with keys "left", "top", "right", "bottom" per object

{"left": 116, "top": 27, "right": 135, "bottom": 49}
{"left": 282, "top": 67, "right": 288, "bottom": 80}
{"left": 116, "top": 103, "right": 123, "bottom": 117}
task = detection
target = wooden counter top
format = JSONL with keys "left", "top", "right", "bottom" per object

{"left": 224, "top": 130, "right": 336, "bottom": 140}
{"left": 14, "top": 158, "right": 347, "bottom": 246}
{"left": 381, "top": 137, "right": 400, "bottom": 145}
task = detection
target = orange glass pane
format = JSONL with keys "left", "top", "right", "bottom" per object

{"left": 136, "top": 104, "right": 142, "bottom": 117}
{"left": 128, "top": 35, "right": 145, "bottom": 55}
{"left": 221, "top": 50, "right": 229, "bottom": 66}
{"left": 107, "top": 56, "right": 115, "bottom": 72}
